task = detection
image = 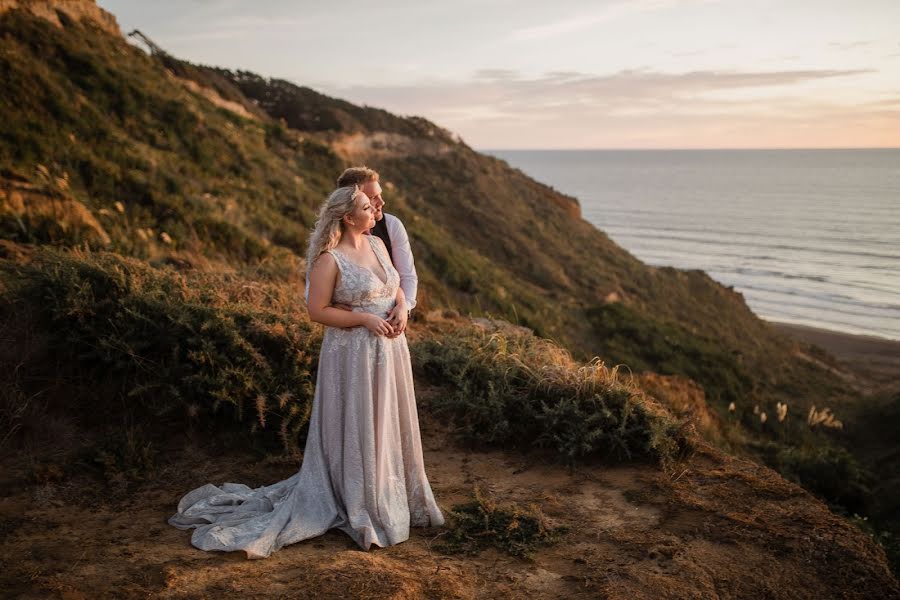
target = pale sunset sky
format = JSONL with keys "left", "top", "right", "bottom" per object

{"left": 100, "top": 0, "right": 900, "bottom": 149}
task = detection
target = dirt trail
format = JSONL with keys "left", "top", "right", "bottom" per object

{"left": 2, "top": 414, "right": 898, "bottom": 599}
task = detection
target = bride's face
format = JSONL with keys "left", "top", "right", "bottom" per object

{"left": 345, "top": 192, "right": 376, "bottom": 231}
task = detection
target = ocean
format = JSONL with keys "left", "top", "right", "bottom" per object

{"left": 487, "top": 149, "right": 900, "bottom": 341}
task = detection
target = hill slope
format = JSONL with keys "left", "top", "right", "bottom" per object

{"left": 0, "top": 0, "right": 877, "bottom": 514}
{"left": 1, "top": 2, "right": 897, "bottom": 595}
{"left": 0, "top": 1, "right": 853, "bottom": 417}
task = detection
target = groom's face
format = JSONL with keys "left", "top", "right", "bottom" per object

{"left": 362, "top": 181, "right": 384, "bottom": 221}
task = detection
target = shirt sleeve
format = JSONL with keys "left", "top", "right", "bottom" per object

{"left": 385, "top": 214, "right": 418, "bottom": 311}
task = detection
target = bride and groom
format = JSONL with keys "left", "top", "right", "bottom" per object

{"left": 167, "top": 167, "right": 445, "bottom": 558}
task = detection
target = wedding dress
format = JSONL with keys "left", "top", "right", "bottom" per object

{"left": 168, "top": 235, "right": 445, "bottom": 558}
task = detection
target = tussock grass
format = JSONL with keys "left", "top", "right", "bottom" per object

{"left": 412, "top": 327, "right": 694, "bottom": 471}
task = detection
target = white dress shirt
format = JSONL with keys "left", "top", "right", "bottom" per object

{"left": 305, "top": 213, "right": 418, "bottom": 311}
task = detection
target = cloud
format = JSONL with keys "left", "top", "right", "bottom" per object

{"left": 869, "top": 97, "right": 900, "bottom": 106}
{"left": 509, "top": 0, "right": 716, "bottom": 41}
{"left": 670, "top": 43, "right": 736, "bottom": 58}
{"left": 157, "top": 14, "right": 314, "bottom": 43}
{"left": 473, "top": 69, "right": 520, "bottom": 81}
{"left": 828, "top": 41, "right": 874, "bottom": 51}
{"left": 333, "top": 68, "right": 874, "bottom": 116}
{"left": 324, "top": 67, "right": 893, "bottom": 148}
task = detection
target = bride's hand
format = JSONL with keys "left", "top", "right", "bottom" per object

{"left": 386, "top": 304, "right": 408, "bottom": 337}
{"left": 362, "top": 314, "right": 394, "bottom": 336}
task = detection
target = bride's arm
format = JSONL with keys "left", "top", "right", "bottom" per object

{"left": 307, "top": 253, "right": 394, "bottom": 335}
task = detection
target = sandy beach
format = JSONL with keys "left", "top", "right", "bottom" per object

{"left": 771, "top": 321, "right": 900, "bottom": 392}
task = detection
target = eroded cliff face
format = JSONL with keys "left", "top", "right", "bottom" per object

{"left": 0, "top": 0, "right": 119, "bottom": 35}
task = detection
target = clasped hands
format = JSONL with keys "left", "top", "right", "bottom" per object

{"left": 332, "top": 302, "right": 407, "bottom": 337}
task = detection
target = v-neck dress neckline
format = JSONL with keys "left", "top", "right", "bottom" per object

{"left": 333, "top": 236, "right": 389, "bottom": 286}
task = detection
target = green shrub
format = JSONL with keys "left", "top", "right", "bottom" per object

{"left": 587, "top": 302, "right": 751, "bottom": 407}
{"left": 411, "top": 327, "right": 692, "bottom": 470}
{"left": 776, "top": 444, "right": 873, "bottom": 514}
{"left": 0, "top": 248, "right": 321, "bottom": 456}
{"left": 436, "top": 485, "right": 568, "bottom": 559}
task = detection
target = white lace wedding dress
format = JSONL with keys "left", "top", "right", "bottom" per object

{"left": 168, "top": 235, "right": 445, "bottom": 558}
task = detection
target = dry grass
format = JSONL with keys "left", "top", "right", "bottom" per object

{"left": 411, "top": 324, "right": 695, "bottom": 472}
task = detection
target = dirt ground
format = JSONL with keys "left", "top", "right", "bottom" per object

{"left": 2, "top": 410, "right": 898, "bottom": 600}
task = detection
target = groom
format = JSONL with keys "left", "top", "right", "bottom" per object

{"left": 306, "top": 166, "right": 418, "bottom": 335}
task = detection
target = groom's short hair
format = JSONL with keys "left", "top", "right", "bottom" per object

{"left": 337, "top": 167, "right": 379, "bottom": 187}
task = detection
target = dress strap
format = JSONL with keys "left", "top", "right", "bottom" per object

{"left": 323, "top": 249, "right": 347, "bottom": 282}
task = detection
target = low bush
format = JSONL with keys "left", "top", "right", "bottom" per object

{"left": 436, "top": 485, "right": 568, "bottom": 559}
{"left": 411, "top": 327, "right": 693, "bottom": 471}
{"left": 776, "top": 443, "right": 873, "bottom": 515}
{"left": 587, "top": 302, "right": 751, "bottom": 408}
{"left": 0, "top": 248, "right": 320, "bottom": 456}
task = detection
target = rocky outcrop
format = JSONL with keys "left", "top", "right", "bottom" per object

{"left": 175, "top": 76, "right": 262, "bottom": 122}
{"left": 0, "top": 0, "right": 119, "bottom": 36}
{"left": 330, "top": 131, "right": 454, "bottom": 162}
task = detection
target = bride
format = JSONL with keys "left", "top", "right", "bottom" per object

{"left": 168, "top": 185, "right": 445, "bottom": 558}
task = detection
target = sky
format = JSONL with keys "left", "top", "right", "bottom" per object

{"left": 100, "top": 0, "right": 900, "bottom": 149}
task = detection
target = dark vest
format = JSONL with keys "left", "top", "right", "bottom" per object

{"left": 370, "top": 217, "right": 393, "bottom": 261}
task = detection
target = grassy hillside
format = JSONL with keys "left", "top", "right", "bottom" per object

{"left": 1, "top": 2, "right": 898, "bottom": 590}
{"left": 0, "top": 8, "right": 340, "bottom": 266}
{"left": 0, "top": 4, "right": 856, "bottom": 416}
{"left": 211, "top": 69, "right": 857, "bottom": 415}
{"left": 2, "top": 2, "right": 896, "bottom": 573}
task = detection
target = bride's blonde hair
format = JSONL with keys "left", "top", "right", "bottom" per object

{"left": 305, "top": 185, "right": 365, "bottom": 276}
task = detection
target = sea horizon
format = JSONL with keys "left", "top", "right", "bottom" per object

{"left": 486, "top": 148, "right": 900, "bottom": 342}
{"left": 481, "top": 146, "right": 900, "bottom": 152}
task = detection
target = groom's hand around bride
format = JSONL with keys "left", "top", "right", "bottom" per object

{"left": 330, "top": 302, "right": 356, "bottom": 331}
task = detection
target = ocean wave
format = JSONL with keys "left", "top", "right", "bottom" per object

{"left": 608, "top": 232, "right": 900, "bottom": 262}
{"left": 736, "top": 287, "right": 900, "bottom": 317}
{"left": 495, "top": 148, "right": 900, "bottom": 339}
{"left": 633, "top": 249, "right": 900, "bottom": 287}
{"left": 705, "top": 269, "right": 900, "bottom": 301}
{"left": 598, "top": 223, "right": 900, "bottom": 250}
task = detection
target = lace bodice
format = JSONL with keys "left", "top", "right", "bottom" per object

{"left": 326, "top": 235, "right": 399, "bottom": 319}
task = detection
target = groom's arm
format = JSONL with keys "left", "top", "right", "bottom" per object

{"left": 385, "top": 214, "right": 418, "bottom": 311}
{"left": 307, "top": 254, "right": 373, "bottom": 329}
